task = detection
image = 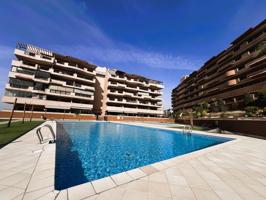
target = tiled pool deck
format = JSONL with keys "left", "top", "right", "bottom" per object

{"left": 0, "top": 121, "right": 266, "bottom": 200}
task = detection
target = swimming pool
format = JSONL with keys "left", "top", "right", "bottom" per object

{"left": 55, "top": 121, "right": 232, "bottom": 190}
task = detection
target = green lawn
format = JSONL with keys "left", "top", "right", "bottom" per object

{"left": 0, "top": 121, "right": 44, "bottom": 148}
{"left": 169, "top": 125, "right": 210, "bottom": 131}
{"left": 0, "top": 119, "right": 8, "bottom": 122}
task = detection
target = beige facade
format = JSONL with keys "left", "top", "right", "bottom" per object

{"left": 2, "top": 43, "right": 164, "bottom": 117}
{"left": 3, "top": 43, "right": 96, "bottom": 113}
{"left": 104, "top": 69, "right": 164, "bottom": 117}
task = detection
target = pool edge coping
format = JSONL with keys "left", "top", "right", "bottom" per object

{"left": 50, "top": 120, "right": 242, "bottom": 197}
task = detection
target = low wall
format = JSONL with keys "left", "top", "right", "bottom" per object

{"left": 176, "top": 118, "right": 266, "bottom": 138}
{"left": 106, "top": 115, "right": 175, "bottom": 123}
{"left": 0, "top": 111, "right": 174, "bottom": 123}
{"left": 0, "top": 111, "right": 96, "bottom": 120}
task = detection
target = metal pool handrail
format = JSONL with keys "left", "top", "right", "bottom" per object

{"left": 182, "top": 125, "right": 192, "bottom": 135}
{"left": 36, "top": 124, "right": 56, "bottom": 144}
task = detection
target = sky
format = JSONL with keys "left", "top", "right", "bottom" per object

{"left": 0, "top": 0, "right": 265, "bottom": 110}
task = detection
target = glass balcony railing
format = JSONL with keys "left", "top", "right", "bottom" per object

{"left": 5, "top": 90, "right": 32, "bottom": 98}
{"left": 16, "top": 67, "right": 35, "bottom": 75}
{"left": 50, "top": 89, "right": 71, "bottom": 95}
{"left": 9, "top": 83, "right": 29, "bottom": 89}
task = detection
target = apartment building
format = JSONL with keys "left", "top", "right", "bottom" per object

{"left": 2, "top": 43, "right": 97, "bottom": 114}
{"left": 2, "top": 43, "right": 164, "bottom": 117}
{"left": 102, "top": 69, "right": 164, "bottom": 117}
{"left": 172, "top": 19, "right": 266, "bottom": 112}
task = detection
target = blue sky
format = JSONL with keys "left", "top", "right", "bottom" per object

{"left": 0, "top": 0, "right": 265, "bottom": 109}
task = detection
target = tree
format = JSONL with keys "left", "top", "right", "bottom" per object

{"left": 217, "top": 99, "right": 227, "bottom": 112}
{"left": 244, "top": 94, "right": 254, "bottom": 106}
{"left": 255, "top": 91, "right": 266, "bottom": 107}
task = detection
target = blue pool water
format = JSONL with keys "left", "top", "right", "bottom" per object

{"left": 55, "top": 122, "right": 232, "bottom": 190}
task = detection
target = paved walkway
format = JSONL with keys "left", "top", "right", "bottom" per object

{"left": 0, "top": 121, "right": 56, "bottom": 200}
{"left": 0, "top": 121, "right": 266, "bottom": 200}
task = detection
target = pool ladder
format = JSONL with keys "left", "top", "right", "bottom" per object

{"left": 36, "top": 124, "right": 56, "bottom": 144}
{"left": 182, "top": 125, "right": 192, "bottom": 135}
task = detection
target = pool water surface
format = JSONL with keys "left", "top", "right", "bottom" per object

{"left": 55, "top": 122, "right": 232, "bottom": 190}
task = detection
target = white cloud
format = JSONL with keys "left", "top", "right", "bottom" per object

{"left": 52, "top": 44, "right": 199, "bottom": 71}
{"left": 40, "top": 0, "right": 199, "bottom": 71}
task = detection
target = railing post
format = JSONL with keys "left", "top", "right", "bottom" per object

{"left": 8, "top": 98, "right": 17, "bottom": 127}
{"left": 30, "top": 105, "right": 34, "bottom": 122}
{"left": 22, "top": 102, "right": 26, "bottom": 124}
{"left": 44, "top": 108, "right": 47, "bottom": 120}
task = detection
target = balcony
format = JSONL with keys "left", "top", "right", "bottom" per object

{"left": 130, "top": 78, "right": 141, "bottom": 85}
{"left": 14, "top": 49, "right": 54, "bottom": 64}
{"left": 149, "top": 82, "right": 164, "bottom": 89}
{"left": 54, "top": 60, "right": 96, "bottom": 76}
{"left": 108, "top": 90, "right": 133, "bottom": 97}
{"left": 46, "top": 89, "right": 94, "bottom": 101}
{"left": 109, "top": 74, "right": 164, "bottom": 90}
{"left": 107, "top": 98, "right": 138, "bottom": 105}
{"left": 107, "top": 98, "right": 162, "bottom": 108}
{"left": 109, "top": 75, "right": 127, "bottom": 81}
{"left": 76, "top": 74, "right": 95, "bottom": 84}
{"left": 74, "top": 89, "right": 94, "bottom": 97}
{"left": 12, "top": 60, "right": 37, "bottom": 70}
{"left": 2, "top": 96, "right": 93, "bottom": 110}
{"left": 225, "top": 69, "right": 236, "bottom": 77}
{"left": 148, "top": 89, "right": 162, "bottom": 95}
{"left": 9, "top": 71, "right": 34, "bottom": 81}
{"left": 248, "top": 69, "right": 266, "bottom": 79}
{"left": 246, "top": 55, "right": 266, "bottom": 68}
{"left": 154, "top": 96, "right": 163, "bottom": 100}
{"left": 5, "top": 83, "right": 34, "bottom": 93}
{"left": 106, "top": 106, "right": 163, "bottom": 115}
{"left": 50, "top": 79, "right": 95, "bottom": 91}
{"left": 10, "top": 70, "right": 50, "bottom": 84}
{"left": 50, "top": 79, "right": 66, "bottom": 85}
{"left": 108, "top": 82, "right": 127, "bottom": 88}
{"left": 80, "top": 85, "right": 95, "bottom": 91}
{"left": 107, "top": 98, "right": 122, "bottom": 103}
{"left": 51, "top": 69, "right": 95, "bottom": 84}
{"left": 52, "top": 69, "right": 75, "bottom": 78}
{"left": 125, "top": 99, "right": 138, "bottom": 104}
{"left": 126, "top": 85, "right": 139, "bottom": 91}
{"left": 227, "top": 79, "right": 238, "bottom": 86}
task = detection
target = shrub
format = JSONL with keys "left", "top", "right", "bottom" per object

{"left": 201, "top": 110, "right": 208, "bottom": 117}
{"left": 244, "top": 106, "right": 260, "bottom": 117}
{"left": 263, "top": 107, "right": 266, "bottom": 116}
{"left": 192, "top": 102, "right": 209, "bottom": 118}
